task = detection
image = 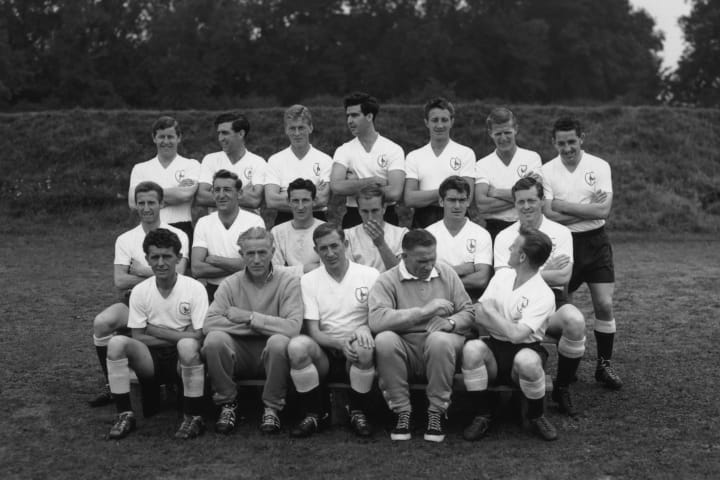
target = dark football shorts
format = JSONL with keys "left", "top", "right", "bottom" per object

{"left": 569, "top": 226, "right": 615, "bottom": 293}
{"left": 321, "top": 347, "right": 350, "bottom": 383}
{"left": 149, "top": 345, "right": 180, "bottom": 385}
{"left": 486, "top": 336, "right": 548, "bottom": 386}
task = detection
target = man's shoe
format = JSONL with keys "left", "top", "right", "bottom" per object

{"left": 107, "top": 411, "right": 136, "bottom": 440}
{"left": 552, "top": 386, "right": 578, "bottom": 417}
{"left": 423, "top": 409, "right": 446, "bottom": 443}
{"left": 348, "top": 409, "right": 372, "bottom": 437}
{"left": 595, "top": 358, "right": 623, "bottom": 390}
{"left": 529, "top": 415, "right": 558, "bottom": 441}
{"left": 88, "top": 384, "right": 113, "bottom": 407}
{"left": 259, "top": 407, "right": 281, "bottom": 434}
{"left": 175, "top": 414, "right": 205, "bottom": 440}
{"left": 463, "top": 415, "right": 492, "bottom": 441}
{"left": 290, "top": 414, "right": 321, "bottom": 438}
{"left": 215, "top": 402, "right": 237, "bottom": 434}
{"left": 390, "top": 410, "right": 411, "bottom": 441}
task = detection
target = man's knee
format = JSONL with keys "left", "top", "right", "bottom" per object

{"left": 462, "top": 339, "right": 488, "bottom": 369}
{"left": 554, "top": 305, "right": 586, "bottom": 339}
{"left": 177, "top": 337, "right": 202, "bottom": 364}
{"left": 265, "top": 334, "right": 290, "bottom": 360}
{"left": 355, "top": 344, "right": 375, "bottom": 368}
{"left": 374, "top": 331, "right": 401, "bottom": 356}
{"left": 106, "top": 334, "right": 130, "bottom": 359}
{"left": 513, "top": 349, "right": 543, "bottom": 378}
{"left": 425, "top": 331, "right": 459, "bottom": 357}
{"left": 93, "top": 305, "right": 126, "bottom": 335}
{"left": 287, "top": 335, "right": 315, "bottom": 366}
{"left": 202, "top": 330, "right": 231, "bottom": 357}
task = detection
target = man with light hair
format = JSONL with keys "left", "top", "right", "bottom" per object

{"left": 202, "top": 227, "right": 303, "bottom": 435}
{"left": 475, "top": 107, "right": 542, "bottom": 240}
{"left": 265, "top": 104, "right": 332, "bottom": 226}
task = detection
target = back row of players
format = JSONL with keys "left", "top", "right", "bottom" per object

{"left": 91, "top": 92, "right": 621, "bottom": 443}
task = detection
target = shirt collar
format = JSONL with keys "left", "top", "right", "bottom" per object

{"left": 245, "top": 263, "right": 274, "bottom": 285}
{"left": 398, "top": 260, "right": 439, "bottom": 282}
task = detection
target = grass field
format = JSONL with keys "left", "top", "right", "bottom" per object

{"left": 2, "top": 226, "right": 719, "bottom": 479}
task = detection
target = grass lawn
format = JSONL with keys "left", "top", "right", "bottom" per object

{"left": 1, "top": 226, "right": 719, "bottom": 479}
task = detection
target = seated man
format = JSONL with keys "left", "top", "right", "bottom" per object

{"left": 192, "top": 169, "right": 265, "bottom": 301}
{"left": 105, "top": 229, "right": 208, "bottom": 440}
{"left": 202, "top": 227, "right": 302, "bottom": 435}
{"left": 271, "top": 178, "right": 324, "bottom": 276}
{"left": 344, "top": 186, "right": 408, "bottom": 272}
{"left": 426, "top": 176, "right": 492, "bottom": 301}
{"left": 369, "top": 229, "right": 474, "bottom": 443}
{"left": 287, "top": 223, "right": 380, "bottom": 438}
{"left": 461, "top": 227, "right": 557, "bottom": 442}
{"left": 494, "top": 177, "right": 586, "bottom": 416}
{"left": 89, "top": 181, "right": 189, "bottom": 407}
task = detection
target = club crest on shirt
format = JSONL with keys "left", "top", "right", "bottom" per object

{"left": 355, "top": 287, "right": 369, "bottom": 303}
{"left": 449, "top": 157, "right": 462, "bottom": 171}
{"left": 174, "top": 170, "right": 186, "bottom": 183}
{"left": 515, "top": 296, "right": 529, "bottom": 315}
{"left": 178, "top": 302, "right": 191, "bottom": 316}
{"left": 550, "top": 237, "right": 557, "bottom": 255}
{"left": 466, "top": 239, "right": 476, "bottom": 253}
{"left": 244, "top": 167, "right": 254, "bottom": 181}
{"left": 517, "top": 164, "right": 528, "bottom": 177}
{"left": 377, "top": 154, "right": 388, "bottom": 168}
{"left": 312, "top": 162, "right": 321, "bottom": 176}
{"left": 585, "top": 171, "right": 596, "bottom": 186}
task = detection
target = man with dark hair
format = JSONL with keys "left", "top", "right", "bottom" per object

{"left": 541, "top": 117, "right": 622, "bottom": 390}
{"left": 330, "top": 92, "right": 405, "bottom": 228}
{"left": 404, "top": 97, "right": 476, "bottom": 228}
{"left": 88, "top": 182, "right": 189, "bottom": 407}
{"left": 196, "top": 112, "right": 267, "bottom": 211}
{"left": 426, "top": 175, "right": 492, "bottom": 301}
{"left": 271, "top": 178, "right": 324, "bottom": 275}
{"left": 461, "top": 227, "right": 558, "bottom": 442}
{"left": 344, "top": 186, "right": 408, "bottom": 272}
{"left": 128, "top": 116, "right": 200, "bottom": 243}
{"left": 104, "top": 228, "right": 208, "bottom": 440}
{"left": 494, "top": 176, "right": 586, "bottom": 416}
{"left": 202, "top": 227, "right": 302, "bottom": 435}
{"left": 369, "top": 229, "right": 474, "bottom": 443}
{"left": 192, "top": 170, "right": 264, "bottom": 301}
{"left": 287, "top": 222, "right": 379, "bottom": 438}
{"left": 475, "top": 107, "right": 542, "bottom": 240}
{"left": 265, "top": 105, "right": 332, "bottom": 226}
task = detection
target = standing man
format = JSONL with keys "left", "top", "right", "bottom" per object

{"left": 426, "top": 176, "right": 492, "bottom": 301}
{"left": 202, "top": 227, "right": 302, "bottom": 435}
{"left": 287, "top": 223, "right": 380, "bottom": 438}
{"left": 89, "top": 182, "right": 189, "bottom": 407}
{"left": 461, "top": 227, "right": 558, "bottom": 441}
{"left": 369, "top": 230, "right": 474, "bottom": 443}
{"left": 196, "top": 112, "right": 267, "bottom": 212}
{"left": 192, "top": 170, "right": 265, "bottom": 301}
{"left": 265, "top": 105, "right": 332, "bottom": 226}
{"left": 475, "top": 107, "right": 542, "bottom": 240}
{"left": 541, "top": 117, "right": 622, "bottom": 390}
{"left": 494, "top": 177, "right": 587, "bottom": 416}
{"left": 344, "top": 186, "right": 408, "bottom": 273}
{"left": 404, "top": 97, "right": 476, "bottom": 228}
{"left": 271, "top": 178, "right": 324, "bottom": 275}
{"left": 330, "top": 92, "right": 405, "bottom": 228}
{"left": 128, "top": 116, "right": 200, "bottom": 243}
{"left": 104, "top": 229, "right": 208, "bottom": 440}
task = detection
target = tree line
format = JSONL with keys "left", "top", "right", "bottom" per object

{"left": 0, "top": 0, "right": 716, "bottom": 109}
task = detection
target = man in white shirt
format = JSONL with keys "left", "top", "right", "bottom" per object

{"left": 541, "top": 117, "right": 622, "bottom": 390}
{"left": 461, "top": 227, "right": 558, "bottom": 442}
{"left": 404, "top": 97, "right": 476, "bottom": 228}
{"left": 128, "top": 116, "right": 200, "bottom": 243}
{"left": 494, "top": 177, "right": 587, "bottom": 416}
{"left": 271, "top": 178, "right": 324, "bottom": 275}
{"left": 192, "top": 170, "right": 264, "bottom": 301}
{"left": 196, "top": 112, "right": 267, "bottom": 212}
{"left": 330, "top": 92, "right": 405, "bottom": 228}
{"left": 344, "top": 186, "right": 407, "bottom": 272}
{"left": 426, "top": 176, "right": 492, "bottom": 301}
{"left": 265, "top": 105, "right": 332, "bottom": 226}
{"left": 287, "top": 223, "right": 380, "bottom": 438}
{"left": 89, "top": 182, "right": 189, "bottom": 408}
{"left": 105, "top": 228, "right": 208, "bottom": 440}
{"left": 475, "top": 107, "right": 542, "bottom": 240}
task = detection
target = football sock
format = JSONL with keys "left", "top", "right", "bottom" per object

{"left": 527, "top": 397, "right": 545, "bottom": 420}
{"left": 290, "top": 364, "right": 320, "bottom": 393}
{"left": 300, "top": 386, "right": 323, "bottom": 417}
{"left": 107, "top": 358, "right": 130, "bottom": 395}
{"left": 93, "top": 334, "right": 113, "bottom": 378}
{"left": 557, "top": 336, "right": 585, "bottom": 386}
{"left": 594, "top": 318, "right": 616, "bottom": 360}
{"left": 462, "top": 365, "right": 488, "bottom": 391}
{"left": 349, "top": 365, "right": 374, "bottom": 394}
{"left": 114, "top": 394, "right": 132, "bottom": 414}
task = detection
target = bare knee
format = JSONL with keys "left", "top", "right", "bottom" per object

{"left": 355, "top": 344, "right": 375, "bottom": 369}
{"left": 555, "top": 306, "right": 586, "bottom": 339}
{"left": 93, "top": 304, "right": 127, "bottom": 336}
{"left": 106, "top": 335, "right": 130, "bottom": 360}
{"left": 287, "top": 335, "right": 314, "bottom": 367}
{"left": 462, "top": 340, "right": 489, "bottom": 369}
{"left": 513, "top": 349, "right": 543, "bottom": 379}
{"left": 177, "top": 337, "right": 202, "bottom": 364}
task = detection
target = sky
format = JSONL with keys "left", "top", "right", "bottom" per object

{"left": 629, "top": 0, "right": 693, "bottom": 71}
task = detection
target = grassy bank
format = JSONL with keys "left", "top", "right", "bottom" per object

{"left": 2, "top": 105, "right": 719, "bottom": 232}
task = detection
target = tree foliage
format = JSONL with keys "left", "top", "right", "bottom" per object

{"left": 0, "top": 0, "right": 663, "bottom": 109}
